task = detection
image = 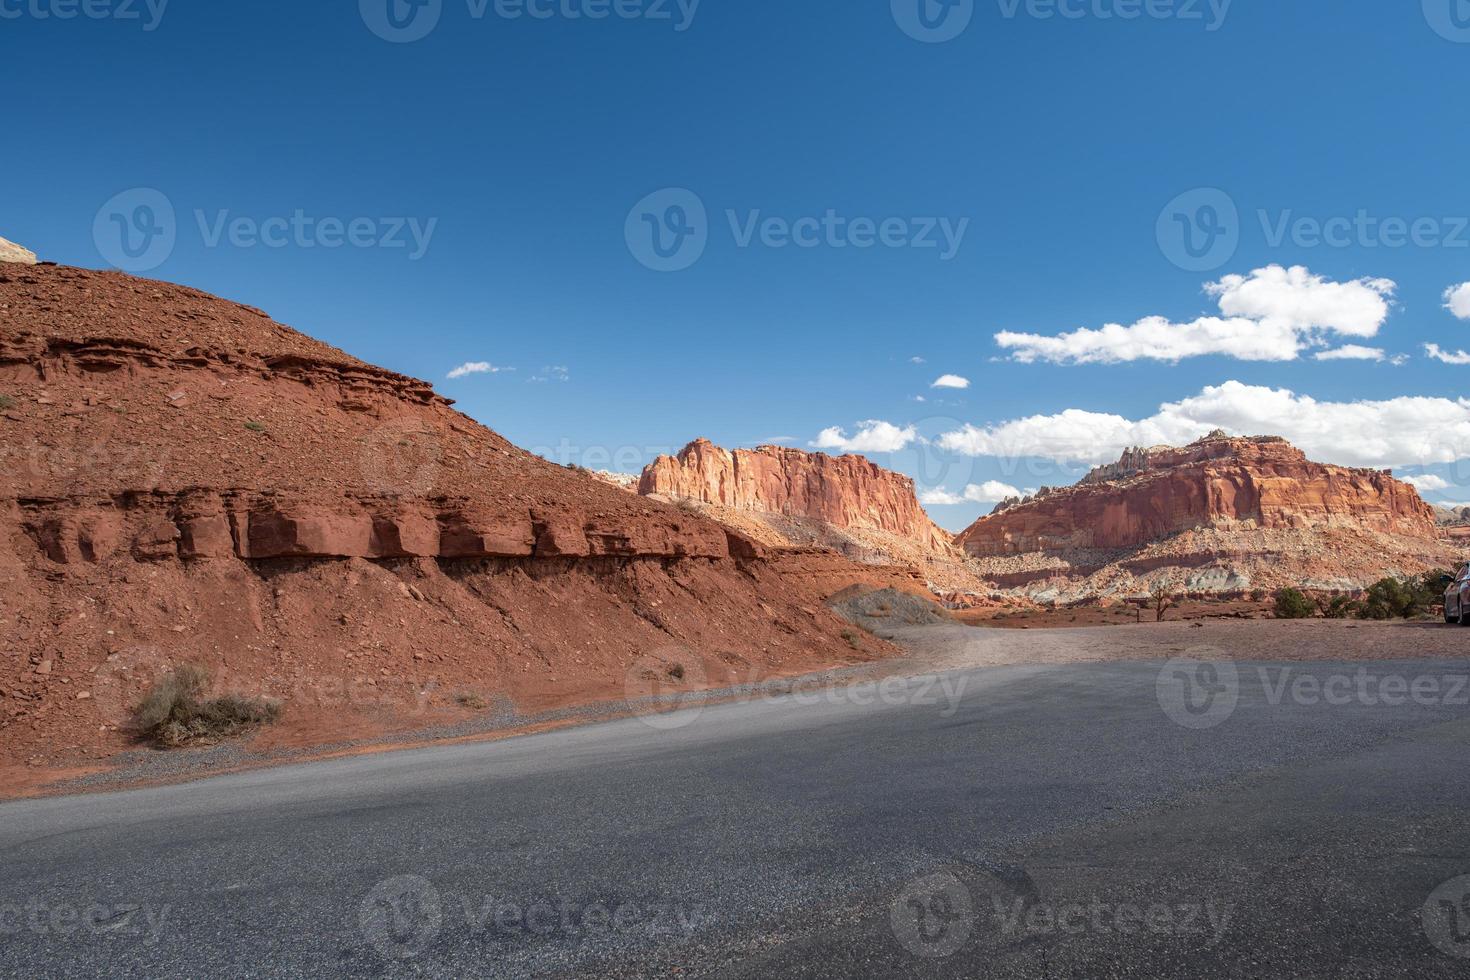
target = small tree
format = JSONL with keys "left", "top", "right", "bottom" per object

{"left": 1317, "top": 594, "right": 1361, "bottom": 619}
{"left": 1274, "top": 588, "right": 1315, "bottom": 620}
{"left": 1150, "top": 586, "right": 1178, "bottom": 623}
{"left": 1357, "top": 576, "right": 1442, "bottom": 620}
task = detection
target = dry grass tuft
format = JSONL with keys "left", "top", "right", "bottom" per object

{"left": 132, "top": 664, "right": 281, "bottom": 747}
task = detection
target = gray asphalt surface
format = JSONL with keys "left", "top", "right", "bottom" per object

{"left": 3, "top": 649, "right": 1469, "bottom": 978}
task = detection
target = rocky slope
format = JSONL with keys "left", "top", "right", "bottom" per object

{"left": 638, "top": 440, "right": 980, "bottom": 591}
{"left": 956, "top": 432, "right": 1460, "bottom": 600}
{"left": 0, "top": 263, "right": 900, "bottom": 777}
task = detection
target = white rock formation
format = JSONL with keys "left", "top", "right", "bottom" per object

{"left": 0, "top": 236, "right": 37, "bottom": 265}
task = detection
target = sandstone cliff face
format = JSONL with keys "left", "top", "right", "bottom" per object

{"left": 639, "top": 439, "right": 955, "bottom": 555}
{"left": 0, "top": 235, "right": 37, "bottom": 265}
{"left": 956, "top": 434, "right": 1455, "bottom": 599}
{"left": 0, "top": 265, "right": 892, "bottom": 775}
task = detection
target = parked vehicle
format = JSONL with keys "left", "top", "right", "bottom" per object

{"left": 1443, "top": 565, "right": 1470, "bottom": 624}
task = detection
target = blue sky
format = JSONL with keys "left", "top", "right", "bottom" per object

{"left": 7, "top": 0, "right": 1470, "bottom": 529}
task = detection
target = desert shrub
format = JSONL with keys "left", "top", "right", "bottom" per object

{"left": 243, "top": 420, "right": 266, "bottom": 433}
{"left": 132, "top": 664, "right": 280, "bottom": 747}
{"left": 1273, "top": 588, "right": 1315, "bottom": 620}
{"left": 0, "top": 395, "right": 14, "bottom": 411}
{"left": 1249, "top": 588, "right": 1268, "bottom": 602}
{"left": 841, "top": 630, "right": 862, "bottom": 650}
{"left": 1318, "top": 594, "right": 1361, "bottom": 619}
{"left": 1357, "top": 574, "right": 1444, "bottom": 620}
{"left": 453, "top": 692, "right": 488, "bottom": 710}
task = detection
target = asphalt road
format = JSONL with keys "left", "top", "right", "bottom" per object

{"left": 3, "top": 649, "right": 1470, "bottom": 978}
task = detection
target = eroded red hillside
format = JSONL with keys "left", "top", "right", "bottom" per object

{"left": 0, "top": 265, "right": 900, "bottom": 778}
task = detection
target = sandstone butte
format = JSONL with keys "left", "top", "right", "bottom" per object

{"left": 0, "top": 262, "right": 917, "bottom": 777}
{"left": 639, "top": 438, "right": 954, "bottom": 554}
{"left": 955, "top": 432, "right": 1462, "bottom": 599}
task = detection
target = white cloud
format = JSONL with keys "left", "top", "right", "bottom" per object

{"left": 918, "top": 488, "right": 964, "bottom": 506}
{"left": 528, "top": 365, "right": 570, "bottom": 383}
{"left": 1314, "top": 345, "right": 1385, "bottom": 361}
{"left": 447, "top": 361, "right": 509, "bottom": 379}
{"left": 1445, "top": 282, "right": 1470, "bottom": 321}
{"left": 966, "top": 480, "right": 1023, "bottom": 503}
{"left": 1425, "top": 343, "right": 1470, "bottom": 365}
{"left": 919, "top": 480, "right": 1023, "bottom": 507}
{"left": 931, "top": 374, "right": 971, "bottom": 389}
{"left": 812, "top": 420, "right": 918, "bottom": 454}
{"left": 909, "top": 356, "right": 927, "bottom": 364}
{"left": 1403, "top": 474, "right": 1450, "bottom": 492}
{"left": 937, "top": 380, "right": 1470, "bottom": 470}
{"left": 1206, "top": 265, "right": 1393, "bottom": 337}
{"left": 996, "top": 265, "right": 1395, "bottom": 365}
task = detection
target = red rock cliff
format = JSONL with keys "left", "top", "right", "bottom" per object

{"left": 640, "top": 440, "right": 954, "bottom": 554}
{"left": 957, "top": 433, "right": 1438, "bottom": 558}
{"left": 0, "top": 265, "right": 894, "bottom": 774}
